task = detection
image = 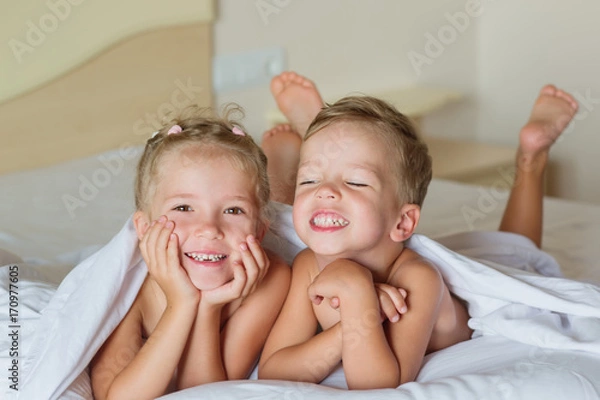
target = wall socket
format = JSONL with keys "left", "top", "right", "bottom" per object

{"left": 213, "top": 47, "right": 286, "bottom": 93}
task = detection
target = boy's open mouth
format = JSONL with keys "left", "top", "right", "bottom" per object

{"left": 310, "top": 213, "right": 350, "bottom": 228}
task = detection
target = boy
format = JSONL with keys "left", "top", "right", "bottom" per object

{"left": 258, "top": 72, "right": 578, "bottom": 389}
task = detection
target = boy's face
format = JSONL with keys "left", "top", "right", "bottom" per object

{"left": 137, "top": 147, "right": 263, "bottom": 291}
{"left": 293, "top": 122, "right": 404, "bottom": 262}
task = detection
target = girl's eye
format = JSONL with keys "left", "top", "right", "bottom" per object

{"left": 298, "top": 180, "right": 316, "bottom": 186}
{"left": 224, "top": 207, "right": 244, "bottom": 215}
{"left": 173, "top": 205, "right": 192, "bottom": 212}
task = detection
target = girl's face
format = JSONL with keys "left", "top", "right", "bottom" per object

{"left": 139, "top": 147, "right": 263, "bottom": 291}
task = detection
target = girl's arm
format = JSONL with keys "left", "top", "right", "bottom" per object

{"left": 91, "top": 295, "right": 198, "bottom": 400}
{"left": 259, "top": 250, "right": 344, "bottom": 383}
{"left": 91, "top": 218, "right": 200, "bottom": 400}
{"left": 177, "top": 248, "right": 291, "bottom": 387}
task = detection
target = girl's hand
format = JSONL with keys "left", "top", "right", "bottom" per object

{"left": 238, "top": 234, "right": 270, "bottom": 298}
{"left": 201, "top": 235, "right": 270, "bottom": 307}
{"left": 375, "top": 283, "right": 407, "bottom": 323}
{"left": 139, "top": 216, "right": 200, "bottom": 307}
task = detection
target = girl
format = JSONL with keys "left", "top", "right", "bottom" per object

{"left": 90, "top": 107, "right": 291, "bottom": 399}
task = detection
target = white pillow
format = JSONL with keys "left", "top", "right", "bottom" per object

{"left": 0, "top": 146, "right": 143, "bottom": 264}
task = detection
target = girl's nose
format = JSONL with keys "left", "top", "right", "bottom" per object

{"left": 194, "top": 219, "right": 224, "bottom": 240}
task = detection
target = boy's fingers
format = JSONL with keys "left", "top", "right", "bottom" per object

{"left": 307, "top": 284, "right": 323, "bottom": 305}
{"left": 329, "top": 297, "right": 340, "bottom": 310}
{"left": 378, "top": 284, "right": 408, "bottom": 314}
{"left": 378, "top": 291, "right": 400, "bottom": 323}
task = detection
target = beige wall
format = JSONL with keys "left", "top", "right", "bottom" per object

{"left": 215, "top": 0, "right": 600, "bottom": 204}
{"left": 476, "top": 0, "right": 600, "bottom": 203}
{"left": 213, "top": 0, "right": 478, "bottom": 139}
{"left": 1, "top": 0, "right": 214, "bottom": 103}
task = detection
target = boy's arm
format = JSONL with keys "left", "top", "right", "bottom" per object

{"left": 308, "top": 259, "right": 402, "bottom": 389}
{"left": 177, "top": 250, "right": 291, "bottom": 387}
{"left": 90, "top": 297, "right": 197, "bottom": 400}
{"left": 259, "top": 249, "right": 344, "bottom": 383}
{"left": 384, "top": 260, "right": 445, "bottom": 384}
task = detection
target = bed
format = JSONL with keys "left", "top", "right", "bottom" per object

{"left": 2, "top": 3, "right": 600, "bottom": 399}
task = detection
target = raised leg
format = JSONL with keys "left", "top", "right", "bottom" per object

{"left": 270, "top": 71, "right": 324, "bottom": 137}
{"left": 261, "top": 124, "right": 302, "bottom": 205}
{"left": 499, "top": 85, "right": 578, "bottom": 247}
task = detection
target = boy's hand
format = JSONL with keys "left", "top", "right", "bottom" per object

{"left": 308, "top": 259, "right": 373, "bottom": 307}
{"left": 139, "top": 216, "right": 200, "bottom": 307}
{"left": 375, "top": 284, "right": 407, "bottom": 323}
{"left": 201, "top": 235, "right": 270, "bottom": 307}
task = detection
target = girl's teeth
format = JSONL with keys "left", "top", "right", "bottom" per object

{"left": 185, "top": 253, "right": 227, "bottom": 262}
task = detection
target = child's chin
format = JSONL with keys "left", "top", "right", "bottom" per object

{"left": 190, "top": 275, "right": 232, "bottom": 291}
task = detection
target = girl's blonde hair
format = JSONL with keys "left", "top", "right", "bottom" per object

{"left": 135, "top": 105, "right": 270, "bottom": 217}
{"left": 305, "top": 96, "right": 432, "bottom": 207}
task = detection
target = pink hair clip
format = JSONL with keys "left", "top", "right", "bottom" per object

{"left": 167, "top": 125, "right": 183, "bottom": 135}
{"left": 232, "top": 126, "right": 245, "bottom": 136}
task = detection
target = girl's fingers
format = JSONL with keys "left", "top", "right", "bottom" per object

{"left": 229, "top": 261, "right": 247, "bottom": 299}
{"left": 155, "top": 220, "right": 175, "bottom": 271}
{"left": 239, "top": 243, "right": 259, "bottom": 298}
{"left": 166, "top": 232, "right": 180, "bottom": 268}
{"left": 246, "top": 235, "right": 269, "bottom": 281}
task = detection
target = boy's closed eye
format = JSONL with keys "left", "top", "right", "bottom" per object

{"left": 345, "top": 181, "right": 368, "bottom": 187}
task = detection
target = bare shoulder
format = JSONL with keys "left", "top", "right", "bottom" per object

{"left": 388, "top": 248, "right": 443, "bottom": 292}
{"left": 291, "top": 248, "right": 319, "bottom": 278}
{"left": 263, "top": 249, "right": 292, "bottom": 285}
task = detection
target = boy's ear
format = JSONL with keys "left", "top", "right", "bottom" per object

{"left": 133, "top": 210, "right": 151, "bottom": 241}
{"left": 390, "top": 204, "right": 421, "bottom": 243}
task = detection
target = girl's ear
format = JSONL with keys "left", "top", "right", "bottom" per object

{"left": 390, "top": 204, "right": 421, "bottom": 243}
{"left": 256, "top": 219, "right": 270, "bottom": 242}
{"left": 133, "top": 210, "right": 151, "bottom": 240}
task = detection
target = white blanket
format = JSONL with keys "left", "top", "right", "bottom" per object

{"left": 4, "top": 210, "right": 600, "bottom": 399}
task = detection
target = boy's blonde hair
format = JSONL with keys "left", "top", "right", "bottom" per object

{"left": 135, "top": 105, "right": 270, "bottom": 217}
{"left": 305, "top": 96, "right": 432, "bottom": 206}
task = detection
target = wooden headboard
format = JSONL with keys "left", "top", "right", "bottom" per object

{"left": 0, "top": 1, "right": 215, "bottom": 175}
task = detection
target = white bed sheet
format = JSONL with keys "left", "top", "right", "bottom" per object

{"left": 2, "top": 147, "right": 600, "bottom": 399}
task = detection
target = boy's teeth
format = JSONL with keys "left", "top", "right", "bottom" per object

{"left": 185, "top": 252, "right": 227, "bottom": 262}
{"left": 312, "top": 216, "right": 349, "bottom": 227}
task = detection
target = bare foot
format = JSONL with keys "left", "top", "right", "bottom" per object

{"left": 519, "top": 84, "right": 578, "bottom": 169}
{"left": 271, "top": 71, "right": 324, "bottom": 137}
{"left": 261, "top": 124, "right": 302, "bottom": 205}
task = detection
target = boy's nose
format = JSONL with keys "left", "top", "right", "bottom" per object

{"left": 315, "top": 183, "right": 339, "bottom": 200}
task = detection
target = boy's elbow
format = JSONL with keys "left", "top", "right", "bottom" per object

{"left": 347, "top": 376, "right": 400, "bottom": 390}
{"left": 346, "top": 366, "right": 401, "bottom": 390}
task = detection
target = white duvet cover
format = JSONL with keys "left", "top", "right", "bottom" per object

{"left": 2, "top": 213, "right": 600, "bottom": 400}
{"left": 2, "top": 147, "right": 600, "bottom": 399}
